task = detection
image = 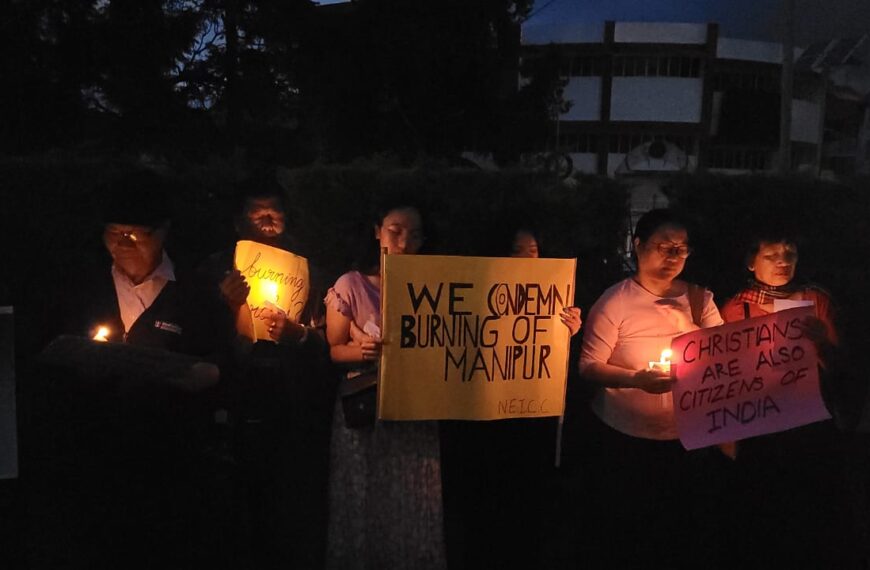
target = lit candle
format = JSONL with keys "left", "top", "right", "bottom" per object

{"left": 93, "top": 326, "right": 110, "bottom": 342}
{"left": 260, "top": 281, "right": 279, "bottom": 304}
{"left": 649, "top": 348, "right": 672, "bottom": 374}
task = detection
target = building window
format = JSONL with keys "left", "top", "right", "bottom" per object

{"left": 609, "top": 134, "right": 695, "bottom": 154}
{"left": 568, "top": 56, "right": 603, "bottom": 77}
{"left": 791, "top": 142, "right": 817, "bottom": 169}
{"left": 558, "top": 133, "right": 599, "bottom": 153}
{"left": 822, "top": 155, "right": 855, "bottom": 176}
{"left": 612, "top": 55, "right": 702, "bottom": 78}
{"left": 708, "top": 147, "right": 769, "bottom": 170}
{"left": 711, "top": 70, "right": 779, "bottom": 93}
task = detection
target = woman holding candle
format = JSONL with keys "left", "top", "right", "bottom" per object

{"left": 324, "top": 200, "right": 446, "bottom": 570}
{"left": 718, "top": 232, "right": 859, "bottom": 567}
{"left": 577, "top": 208, "right": 724, "bottom": 567}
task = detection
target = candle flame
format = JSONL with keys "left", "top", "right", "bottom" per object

{"left": 261, "top": 281, "right": 279, "bottom": 303}
{"left": 93, "top": 326, "right": 110, "bottom": 342}
{"left": 649, "top": 348, "right": 673, "bottom": 373}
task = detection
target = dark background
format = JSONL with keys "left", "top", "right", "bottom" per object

{"left": 3, "top": 0, "right": 870, "bottom": 567}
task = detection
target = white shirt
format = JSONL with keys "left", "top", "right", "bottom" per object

{"left": 111, "top": 252, "right": 176, "bottom": 333}
{"left": 580, "top": 278, "right": 723, "bottom": 440}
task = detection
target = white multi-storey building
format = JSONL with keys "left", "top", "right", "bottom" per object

{"left": 522, "top": 21, "right": 869, "bottom": 179}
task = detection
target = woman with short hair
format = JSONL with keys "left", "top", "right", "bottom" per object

{"left": 578, "top": 208, "right": 725, "bottom": 567}
{"left": 719, "top": 232, "right": 859, "bottom": 567}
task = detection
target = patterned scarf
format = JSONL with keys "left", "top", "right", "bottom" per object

{"left": 734, "top": 278, "right": 797, "bottom": 305}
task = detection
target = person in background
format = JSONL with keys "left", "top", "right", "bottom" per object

{"left": 442, "top": 224, "right": 584, "bottom": 569}
{"left": 509, "top": 227, "right": 582, "bottom": 334}
{"left": 195, "top": 172, "right": 334, "bottom": 569}
{"left": 577, "top": 208, "right": 725, "bottom": 568}
{"left": 324, "top": 200, "right": 447, "bottom": 570}
{"left": 718, "top": 232, "right": 861, "bottom": 567}
{"left": 507, "top": 226, "right": 583, "bottom": 567}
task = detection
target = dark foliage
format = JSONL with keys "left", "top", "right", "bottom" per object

{"left": 506, "top": 45, "right": 572, "bottom": 159}
{"left": 281, "top": 165, "right": 627, "bottom": 305}
{"left": 0, "top": 157, "right": 626, "bottom": 359}
{"left": 0, "top": 0, "right": 547, "bottom": 165}
{"left": 664, "top": 173, "right": 870, "bottom": 349}
{"left": 297, "top": 0, "right": 533, "bottom": 162}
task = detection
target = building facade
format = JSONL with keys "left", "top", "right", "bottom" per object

{"left": 521, "top": 21, "right": 867, "bottom": 179}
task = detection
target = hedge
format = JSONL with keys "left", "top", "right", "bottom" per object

{"left": 664, "top": 172, "right": 870, "bottom": 349}
{"left": 0, "top": 157, "right": 627, "bottom": 357}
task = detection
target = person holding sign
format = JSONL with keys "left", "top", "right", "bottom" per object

{"left": 482, "top": 225, "right": 581, "bottom": 567}
{"left": 718, "top": 233, "right": 859, "bottom": 566}
{"left": 720, "top": 235, "right": 836, "bottom": 345}
{"left": 216, "top": 182, "right": 314, "bottom": 344}
{"left": 510, "top": 227, "right": 582, "bottom": 335}
{"left": 577, "top": 209, "right": 725, "bottom": 567}
{"left": 720, "top": 233, "right": 857, "bottom": 427}
{"left": 324, "top": 202, "right": 447, "bottom": 570}
{"left": 196, "top": 174, "right": 332, "bottom": 569}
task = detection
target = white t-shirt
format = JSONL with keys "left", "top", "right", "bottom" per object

{"left": 111, "top": 252, "right": 176, "bottom": 333}
{"left": 580, "top": 278, "right": 723, "bottom": 440}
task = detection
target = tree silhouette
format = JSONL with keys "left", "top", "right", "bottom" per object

{"left": 1, "top": 0, "right": 559, "bottom": 163}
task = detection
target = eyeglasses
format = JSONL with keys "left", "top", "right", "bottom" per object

{"left": 104, "top": 227, "right": 155, "bottom": 243}
{"left": 654, "top": 242, "right": 692, "bottom": 258}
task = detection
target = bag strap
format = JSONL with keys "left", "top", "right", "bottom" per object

{"left": 687, "top": 283, "right": 706, "bottom": 327}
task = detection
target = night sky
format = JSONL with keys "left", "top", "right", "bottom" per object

{"left": 525, "top": 0, "right": 870, "bottom": 47}
{"left": 312, "top": 0, "right": 869, "bottom": 46}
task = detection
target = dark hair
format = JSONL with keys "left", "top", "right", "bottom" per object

{"left": 743, "top": 231, "right": 801, "bottom": 267}
{"left": 372, "top": 196, "right": 424, "bottom": 229}
{"left": 633, "top": 208, "right": 691, "bottom": 243}
{"left": 232, "top": 172, "right": 287, "bottom": 217}
{"left": 509, "top": 227, "right": 542, "bottom": 256}
{"left": 495, "top": 210, "right": 543, "bottom": 257}
{"left": 354, "top": 198, "right": 425, "bottom": 272}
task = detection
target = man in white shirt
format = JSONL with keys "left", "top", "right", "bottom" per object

{"left": 104, "top": 220, "right": 175, "bottom": 337}
{"left": 47, "top": 169, "right": 220, "bottom": 568}
{"left": 80, "top": 171, "right": 192, "bottom": 351}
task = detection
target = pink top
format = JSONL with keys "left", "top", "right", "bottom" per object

{"left": 580, "top": 278, "right": 724, "bottom": 440}
{"left": 325, "top": 270, "right": 381, "bottom": 331}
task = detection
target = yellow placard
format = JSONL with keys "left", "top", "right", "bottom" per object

{"left": 379, "top": 255, "right": 576, "bottom": 421}
{"left": 233, "top": 240, "right": 310, "bottom": 342}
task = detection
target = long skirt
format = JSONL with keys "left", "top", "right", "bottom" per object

{"left": 326, "top": 400, "right": 447, "bottom": 570}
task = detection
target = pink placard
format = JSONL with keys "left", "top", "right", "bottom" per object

{"left": 671, "top": 306, "right": 830, "bottom": 450}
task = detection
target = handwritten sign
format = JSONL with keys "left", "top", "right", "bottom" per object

{"left": 234, "top": 240, "right": 309, "bottom": 342}
{"left": 379, "top": 255, "right": 576, "bottom": 421}
{"left": 671, "top": 306, "right": 830, "bottom": 450}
